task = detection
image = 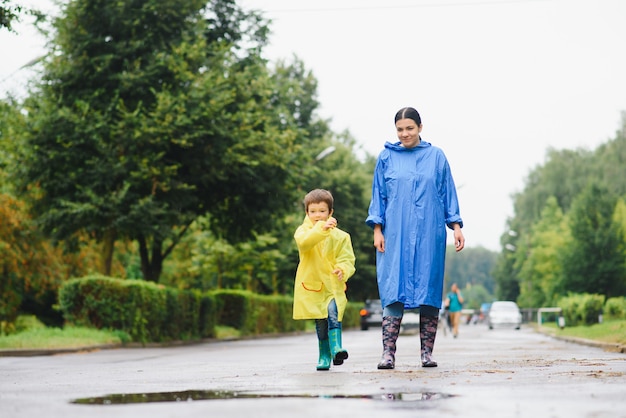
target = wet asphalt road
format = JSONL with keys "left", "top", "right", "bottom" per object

{"left": 1, "top": 322, "right": 625, "bottom": 418}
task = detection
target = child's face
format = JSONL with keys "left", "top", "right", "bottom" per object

{"left": 307, "top": 201, "right": 332, "bottom": 223}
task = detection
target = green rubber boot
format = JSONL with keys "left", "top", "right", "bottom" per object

{"left": 329, "top": 327, "right": 348, "bottom": 366}
{"left": 317, "top": 339, "right": 331, "bottom": 371}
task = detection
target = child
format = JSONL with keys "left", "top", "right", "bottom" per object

{"left": 293, "top": 189, "right": 356, "bottom": 371}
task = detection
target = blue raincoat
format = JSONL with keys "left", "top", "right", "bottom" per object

{"left": 365, "top": 140, "right": 463, "bottom": 310}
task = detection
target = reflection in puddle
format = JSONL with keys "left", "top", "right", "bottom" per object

{"left": 72, "top": 390, "right": 455, "bottom": 405}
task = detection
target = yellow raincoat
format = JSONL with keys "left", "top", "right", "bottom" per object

{"left": 292, "top": 216, "right": 356, "bottom": 320}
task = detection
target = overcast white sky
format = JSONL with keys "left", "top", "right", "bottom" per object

{"left": 2, "top": 0, "right": 626, "bottom": 251}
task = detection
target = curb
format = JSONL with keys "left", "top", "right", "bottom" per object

{"left": 536, "top": 328, "right": 626, "bottom": 354}
{"left": 0, "top": 344, "right": 122, "bottom": 357}
{"left": 0, "top": 331, "right": 312, "bottom": 358}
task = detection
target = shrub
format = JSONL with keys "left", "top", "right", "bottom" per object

{"left": 558, "top": 293, "right": 605, "bottom": 326}
{"left": 15, "top": 315, "right": 47, "bottom": 332}
{"left": 58, "top": 275, "right": 215, "bottom": 342}
{"left": 59, "top": 276, "right": 356, "bottom": 343}
{"left": 604, "top": 297, "right": 626, "bottom": 320}
{"left": 210, "top": 290, "right": 306, "bottom": 336}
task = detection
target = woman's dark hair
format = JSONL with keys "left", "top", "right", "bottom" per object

{"left": 303, "top": 189, "right": 334, "bottom": 212}
{"left": 394, "top": 107, "right": 422, "bottom": 126}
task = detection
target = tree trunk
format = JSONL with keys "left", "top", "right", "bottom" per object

{"left": 147, "top": 239, "right": 164, "bottom": 282}
{"left": 137, "top": 234, "right": 164, "bottom": 282}
{"left": 101, "top": 228, "right": 117, "bottom": 276}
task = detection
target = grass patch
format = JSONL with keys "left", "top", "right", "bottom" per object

{"left": 540, "top": 319, "right": 626, "bottom": 345}
{"left": 0, "top": 326, "right": 129, "bottom": 350}
{"left": 215, "top": 325, "right": 241, "bottom": 340}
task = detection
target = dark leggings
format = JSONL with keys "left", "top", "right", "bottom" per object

{"left": 383, "top": 301, "right": 439, "bottom": 318}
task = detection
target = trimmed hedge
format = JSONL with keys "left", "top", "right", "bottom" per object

{"left": 211, "top": 289, "right": 304, "bottom": 336}
{"left": 59, "top": 275, "right": 361, "bottom": 343}
{"left": 59, "top": 275, "right": 216, "bottom": 342}
{"left": 209, "top": 289, "right": 361, "bottom": 335}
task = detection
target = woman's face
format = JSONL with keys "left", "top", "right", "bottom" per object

{"left": 396, "top": 118, "right": 422, "bottom": 148}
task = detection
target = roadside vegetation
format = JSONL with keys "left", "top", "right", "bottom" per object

{"left": 0, "top": 317, "right": 129, "bottom": 349}
{"left": 539, "top": 319, "right": 626, "bottom": 346}
{"left": 1, "top": 315, "right": 624, "bottom": 351}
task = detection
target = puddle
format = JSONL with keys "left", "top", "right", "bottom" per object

{"left": 72, "top": 390, "right": 455, "bottom": 405}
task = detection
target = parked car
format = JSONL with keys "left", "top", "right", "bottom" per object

{"left": 487, "top": 301, "right": 522, "bottom": 330}
{"left": 359, "top": 299, "right": 383, "bottom": 330}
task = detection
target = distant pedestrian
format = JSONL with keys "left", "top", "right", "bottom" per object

{"left": 445, "top": 283, "right": 464, "bottom": 338}
{"left": 366, "top": 107, "right": 465, "bottom": 370}
{"left": 293, "top": 189, "right": 356, "bottom": 371}
{"left": 439, "top": 304, "right": 449, "bottom": 336}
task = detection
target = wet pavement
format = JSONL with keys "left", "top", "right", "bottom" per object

{"left": 1, "top": 322, "right": 625, "bottom": 418}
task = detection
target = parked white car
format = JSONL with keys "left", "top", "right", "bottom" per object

{"left": 487, "top": 301, "right": 522, "bottom": 330}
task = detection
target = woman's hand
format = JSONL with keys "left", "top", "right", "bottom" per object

{"left": 373, "top": 224, "right": 385, "bottom": 253}
{"left": 453, "top": 224, "right": 465, "bottom": 252}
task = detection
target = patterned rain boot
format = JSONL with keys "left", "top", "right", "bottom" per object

{"left": 420, "top": 314, "right": 439, "bottom": 367}
{"left": 316, "top": 338, "right": 331, "bottom": 371}
{"left": 377, "top": 316, "right": 401, "bottom": 370}
{"left": 329, "top": 326, "right": 348, "bottom": 366}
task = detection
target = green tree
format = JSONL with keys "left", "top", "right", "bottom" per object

{"left": 614, "top": 198, "right": 626, "bottom": 260}
{"left": 492, "top": 245, "right": 520, "bottom": 302}
{"left": 0, "top": 99, "right": 21, "bottom": 194}
{"left": 185, "top": 225, "right": 284, "bottom": 293}
{"left": 444, "top": 246, "right": 497, "bottom": 295}
{"left": 0, "top": 192, "right": 115, "bottom": 329}
{"left": 127, "top": 52, "right": 377, "bottom": 297}
{"left": 516, "top": 196, "right": 569, "bottom": 307}
{"left": 496, "top": 114, "right": 626, "bottom": 302}
{"left": 590, "top": 112, "right": 626, "bottom": 197}
{"left": 0, "top": 0, "right": 23, "bottom": 32}
{"left": 560, "top": 184, "right": 626, "bottom": 297}
{"left": 510, "top": 147, "right": 594, "bottom": 235}
{"left": 16, "top": 0, "right": 303, "bottom": 282}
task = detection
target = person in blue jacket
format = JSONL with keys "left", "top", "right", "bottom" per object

{"left": 366, "top": 106, "right": 465, "bottom": 370}
{"left": 445, "top": 282, "right": 465, "bottom": 338}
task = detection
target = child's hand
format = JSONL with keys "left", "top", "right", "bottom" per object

{"left": 333, "top": 268, "right": 344, "bottom": 281}
{"left": 322, "top": 216, "right": 337, "bottom": 231}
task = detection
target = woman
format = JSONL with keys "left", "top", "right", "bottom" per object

{"left": 366, "top": 106, "right": 464, "bottom": 369}
{"left": 446, "top": 282, "right": 465, "bottom": 338}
